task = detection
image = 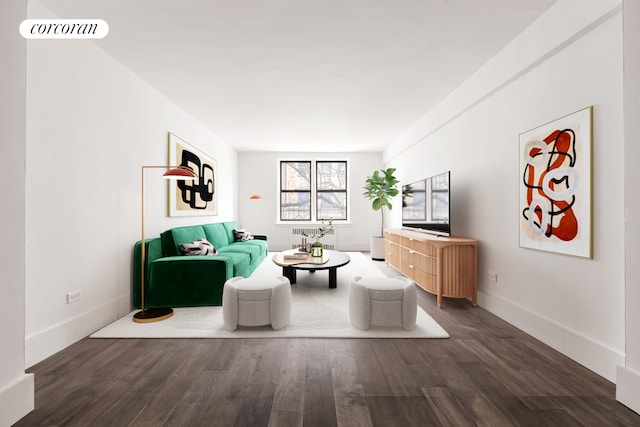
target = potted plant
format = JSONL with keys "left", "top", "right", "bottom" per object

{"left": 363, "top": 167, "right": 399, "bottom": 260}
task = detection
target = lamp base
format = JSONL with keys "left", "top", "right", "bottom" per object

{"left": 133, "top": 307, "right": 174, "bottom": 323}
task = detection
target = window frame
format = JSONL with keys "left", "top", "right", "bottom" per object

{"left": 315, "top": 160, "right": 348, "bottom": 221}
{"left": 278, "top": 159, "right": 349, "bottom": 223}
{"left": 279, "top": 160, "right": 312, "bottom": 222}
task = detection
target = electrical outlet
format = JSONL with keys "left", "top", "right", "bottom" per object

{"left": 488, "top": 272, "right": 498, "bottom": 282}
{"left": 67, "top": 290, "right": 82, "bottom": 304}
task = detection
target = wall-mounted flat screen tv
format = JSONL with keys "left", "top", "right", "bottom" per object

{"left": 401, "top": 171, "right": 450, "bottom": 236}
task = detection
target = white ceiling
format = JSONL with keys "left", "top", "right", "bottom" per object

{"left": 37, "top": 0, "right": 556, "bottom": 152}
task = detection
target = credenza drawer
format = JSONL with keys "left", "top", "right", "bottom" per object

{"left": 401, "top": 236, "right": 437, "bottom": 256}
{"left": 400, "top": 253, "right": 437, "bottom": 293}
{"left": 384, "top": 230, "right": 402, "bottom": 244}
{"left": 384, "top": 240, "right": 401, "bottom": 269}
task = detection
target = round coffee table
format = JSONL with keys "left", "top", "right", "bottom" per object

{"left": 272, "top": 249, "right": 350, "bottom": 289}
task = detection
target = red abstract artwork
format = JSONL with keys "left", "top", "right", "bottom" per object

{"left": 519, "top": 107, "right": 592, "bottom": 258}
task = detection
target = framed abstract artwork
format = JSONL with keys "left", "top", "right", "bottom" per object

{"left": 168, "top": 132, "right": 217, "bottom": 217}
{"left": 519, "top": 106, "right": 593, "bottom": 258}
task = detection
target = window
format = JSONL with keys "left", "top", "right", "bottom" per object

{"left": 280, "top": 161, "right": 311, "bottom": 221}
{"left": 316, "top": 161, "right": 347, "bottom": 220}
{"left": 280, "top": 160, "right": 348, "bottom": 222}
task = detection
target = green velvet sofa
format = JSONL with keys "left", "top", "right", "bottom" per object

{"left": 133, "top": 221, "right": 268, "bottom": 308}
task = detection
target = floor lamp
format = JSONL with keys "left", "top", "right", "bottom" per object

{"left": 133, "top": 165, "right": 197, "bottom": 323}
{"left": 239, "top": 194, "right": 262, "bottom": 228}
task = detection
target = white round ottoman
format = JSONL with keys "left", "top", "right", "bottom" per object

{"left": 348, "top": 276, "right": 417, "bottom": 331}
{"left": 222, "top": 276, "right": 291, "bottom": 331}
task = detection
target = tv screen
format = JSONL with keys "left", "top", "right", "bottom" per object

{"left": 402, "top": 171, "right": 450, "bottom": 236}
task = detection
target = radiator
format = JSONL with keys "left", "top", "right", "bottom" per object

{"left": 290, "top": 227, "right": 336, "bottom": 250}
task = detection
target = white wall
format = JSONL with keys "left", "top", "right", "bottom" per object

{"left": 237, "top": 151, "right": 382, "bottom": 251}
{"left": 384, "top": 0, "right": 624, "bottom": 382}
{"left": 24, "top": 0, "right": 238, "bottom": 367}
{"left": 617, "top": 0, "right": 640, "bottom": 414}
{"left": 0, "top": 2, "right": 35, "bottom": 425}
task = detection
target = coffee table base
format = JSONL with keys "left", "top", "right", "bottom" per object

{"left": 274, "top": 250, "right": 350, "bottom": 289}
{"left": 282, "top": 266, "right": 338, "bottom": 288}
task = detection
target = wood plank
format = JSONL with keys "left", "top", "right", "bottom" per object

{"left": 303, "top": 339, "right": 338, "bottom": 427}
{"left": 364, "top": 396, "right": 412, "bottom": 426}
{"left": 370, "top": 339, "right": 423, "bottom": 397}
{"left": 421, "top": 387, "right": 475, "bottom": 426}
{"left": 270, "top": 340, "right": 306, "bottom": 424}
{"left": 349, "top": 339, "right": 393, "bottom": 396}
{"left": 330, "top": 340, "right": 373, "bottom": 427}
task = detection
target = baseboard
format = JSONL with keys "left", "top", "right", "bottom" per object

{"left": 478, "top": 290, "right": 624, "bottom": 382}
{"left": 0, "top": 373, "right": 34, "bottom": 426}
{"left": 25, "top": 296, "right": 127, "bottom": 368}
{"left": 617, "top": 367, "right": 640, "bottom": 414}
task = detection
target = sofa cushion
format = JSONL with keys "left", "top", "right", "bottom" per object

{"left": 233, "top": 239, "right": 269, "bottom": 257}
{"left": 217, "top": 252, "right": 251, "bottom": 277}
{"left": 203, "top": 223, "right": 230, "bottom": 248}
{"left": 161, "top": 225, "right": 206, "bottom": 256}
{"left": 223, "top": 221, "right": 239, "bottom": 243}
{"left": 218, "top": 244, "right": 261, "bottom": 263}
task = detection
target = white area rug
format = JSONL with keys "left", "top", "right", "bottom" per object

{"left": 91, "top": 252, "right": 449, "bottom": 339}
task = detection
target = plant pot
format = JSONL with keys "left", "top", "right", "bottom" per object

{"left": 370, "top": 236, "right": 385, "bottom": 261}
{"left": 311, "top": 241, "right": 323, "bottom": 257}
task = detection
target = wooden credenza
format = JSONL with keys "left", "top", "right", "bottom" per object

{"left": 384, "top": 228, "right": 478, "bottom": 308}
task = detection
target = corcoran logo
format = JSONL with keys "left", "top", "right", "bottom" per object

{"left": 20, "top": 19, "right": 109, "bottom": 39}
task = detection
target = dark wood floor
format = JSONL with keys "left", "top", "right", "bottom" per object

{"left": 16, "top": 261, "right": 640, "bottom": 426}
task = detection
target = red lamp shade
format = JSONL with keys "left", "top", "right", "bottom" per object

{"left": 163, "top": 166, "right": 197, "bottom": 180}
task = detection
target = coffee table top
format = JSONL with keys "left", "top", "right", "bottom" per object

{"left": 273, "top": 249, "right": 350, "bottom": 270}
